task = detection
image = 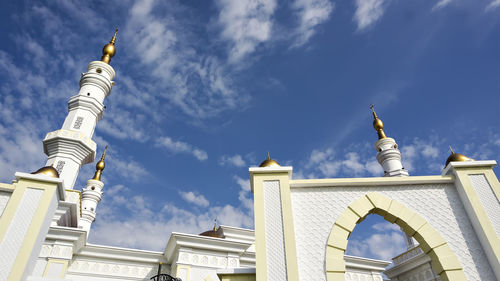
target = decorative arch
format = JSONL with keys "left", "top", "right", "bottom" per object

{"left": 325, "top": 192, "right": 467, "bottom": 281}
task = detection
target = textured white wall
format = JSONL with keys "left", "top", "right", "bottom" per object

{"left": 0, "top": 188, "right": 43, "bottom": 280}
{"left": 290, "top": 183, "right": 496, "bottom": 281}
{"left": 0, "top": 191, "right": 11, "bottom": 216}
{"left": 469, "top": 174, "right": 500, "bottom": 237}
{"left": 263, "top": 180, "right": 288, "bottom": 281}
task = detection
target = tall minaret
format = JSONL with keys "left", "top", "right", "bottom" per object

{"left": 42, "top": 29, "right": 118, "bottom": 189}
{"left": 370, "top": 105, "right": 409, "bottom": 177}
{"left": 80, "top": 147, "right": 107, "bottom": 234}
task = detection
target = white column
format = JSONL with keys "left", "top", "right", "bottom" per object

{"left": 375, "top": 137, "right": 409, "bottom": 177}
{"left": 43, "top": 61, "right": 115, "bottom": 189}
{"left": 80, "top": 179, "right": 104, "bottom": 235}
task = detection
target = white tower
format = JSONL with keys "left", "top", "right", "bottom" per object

{"left": 370, "top": 105, "right": 409, "bottom": 177}
{"left": 42, "top": 29, "right": 118, "bottom": 189}
{"left": 80, "top": 147, "right": 107, "bottom": 234}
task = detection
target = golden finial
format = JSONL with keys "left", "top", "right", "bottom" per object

{"left": 370, "top": 104, "right": 387, "bottom": 139}
{"left": 259, "top": 152, "right": 281, "bottom": 167}
{"left": 445, "top": 146, "right": 473, "bottom": 167}
{"left": 213, "top": 218, "right": 217, "bottom": 231}
{"left": 101, "top": 28, "right": 118, "bottom": 64}
{"left": 92, "top": 146, "right": 107, "bottom": 181}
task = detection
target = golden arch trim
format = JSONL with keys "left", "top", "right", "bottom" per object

{"left": 325, "top": 192, "right": 467, "bottom": 281}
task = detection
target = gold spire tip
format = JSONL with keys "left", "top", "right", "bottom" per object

{"left": 370, "top": 104, "right": 387, "bottom": 139}
{"left": 101, "top": 29, "right": 118, "bottom": 64}
{"left": 213, "top": 218, "right": 217, "bottom": 231}
{"left": 449, "top": 145, "right": 455, "bottom": 154}
{"left": 92, "top": 146, "right": 107, "bottom": 181}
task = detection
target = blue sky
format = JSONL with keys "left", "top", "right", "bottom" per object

{"left": 0, "top": 0, "right": 499, "bottom": 261}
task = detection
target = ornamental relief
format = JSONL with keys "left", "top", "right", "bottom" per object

{"left": 176, "top": 252, "right": 235, "bottom": 268}
{"left": 68, "top": 260, "right": 154, "bottom": 278}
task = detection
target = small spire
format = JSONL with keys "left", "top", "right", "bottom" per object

{"left": 370, "top": 104, "right": 387, "bottom": 139}
{"left": 101, "top": 28, "right": 118, "bottom": 64}
{"left": 213, "top": 218, "right": 217, "bottom": 231}
{"left": 449, "top": 145, "right": 455, "bottom": 155}
{"left": 92, "top": 146, "right": 107, "bottom": 181}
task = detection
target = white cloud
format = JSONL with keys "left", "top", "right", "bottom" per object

{"left": 220, "top": 154, "right": 246, "bottom": 167}
{"left": 486, "top": 0, "right": 500, "bottom": 11}
{"left": 215, "top": 0, "right": 277, "bottom": 63}
{"left": 432, "top": 0, "right": 454, "bottom": 11}
{"left": 90, "top": 176, "right": 254, "bottom": 250}
{"left": 155, "top": 136, "right": 208, "bottom": 161}
{"left": 291, "top": 0, "right": 334, "bottom": 47}
{"left": 347, "top": 221, "right": 406, "bottom": 260}
{"left": 401, "top": 137, "right": 442, "bottom": 173}
{"left": 179, "top": 191, "right": 210, "bottom": 207}
{"left": 304, "top": 147, "right": 384, "bottom": 178}
{"left": 353, "top": 0, "right": 387, "bottom": 31}
{"left": 372, "top": 221, "right": 400, "bottom": 232}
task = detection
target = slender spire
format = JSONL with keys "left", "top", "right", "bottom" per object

{"left": 213, "top": 218, "right": 217, "bottom": 231}
{"left": 92, "top": 146, "right": 107, "bottom": 181}
{"left": 101, "top": 28, "right": 118, "bottom": 64}
{"left": 370, "top": 104, "right": 387, "bottom": 139}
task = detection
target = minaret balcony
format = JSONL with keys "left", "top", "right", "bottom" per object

{"left": 43, "top": 129, "right": 97, "bottom": 165}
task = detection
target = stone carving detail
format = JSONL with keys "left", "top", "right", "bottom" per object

{"left": 68, "top": 260, "right": 153, "bottom": 278}
{"left": 55, "top": 161, "right": 65, "bottom": 174}
{"left": 73, "top": 117, "right": 84, "bottom": 129}
{"left": 290, "top": 184, "right": 496, "bottom": 281}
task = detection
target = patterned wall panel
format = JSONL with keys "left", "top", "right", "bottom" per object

{"left": 0, "top": 191, "right": 11, "bottom": 217}
{"left": 263, "top": 180, "right": 287, "bottom": 281}
{"left": 290, "top": 184, "right": 496, "bottom": 281}
{"left": 0, "top": 188, "right": 43, "bottom": 280}
{"left": 469, "top": 174, "right": 500, "bottom": 237}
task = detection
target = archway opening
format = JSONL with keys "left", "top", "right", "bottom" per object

{"left": 345, "top": 213, "right": 439, "bottom": 280}
{"left": 325, "top": 192, "right": 466, "bottom": 281}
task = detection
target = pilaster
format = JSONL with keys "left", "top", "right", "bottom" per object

{"left": 249, "top": 166, "right": 299, "bottom": 281}
{"left": 0, "top": 173, "right": 64, "bottom": 281}
{"left": 444, "top": 160, "right": 500, "bottom": 279}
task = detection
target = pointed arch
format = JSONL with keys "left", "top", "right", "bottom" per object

{"left": 325, "top": 192, "right": 467, "bottom": 281}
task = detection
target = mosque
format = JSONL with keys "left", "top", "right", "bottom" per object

{"left": 0, "top": 31, "right": 499, "bottom": 281}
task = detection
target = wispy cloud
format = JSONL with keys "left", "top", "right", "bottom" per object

{"left": 432, "top": 0, "right": 454, "bottom": 11}
{"left": 219, "top": 154, "right": 246, "bottom": 167}
{"left": 215, "top": 0, "right": 277, "bottom": 63}
{"left": 291, "top": 0, "right": 334, "bottom": 47}
{"left": 155, "top": 136, "right": 208, "bottom": 161}
{"left": 485, "top": 0, "right": 500, "bottom": 11}
{"left": 179, "top": 191, "right": 210, "bottom": 207}
{"left": 302, "top": 146, "right": 383, "bottom": 178}
{"left": 353, "top": 0, "right": 387, "bottom": 31}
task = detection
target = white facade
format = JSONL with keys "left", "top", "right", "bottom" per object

{"left": 1, "top": 33, "right": 499, "bottom": 281}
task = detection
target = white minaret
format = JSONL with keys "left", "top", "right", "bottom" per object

{"left": 370, "top": 105, "right": 409, "bottom": 177}
{"left": 80, "top": 147, "right": 106, "bottom": 234}
{"left": 42, "top": 29, "right": 118, "bottom": 189}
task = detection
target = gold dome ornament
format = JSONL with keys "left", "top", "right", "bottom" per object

{"left": 445, "top": 146, "right": 473, "bottom": 167}
{"left": 92, "top": 146, "right": 107, "bottom": 181}
{"left": 101, "top": 28, "right": 118, "bottom": 64}
{"left": 259, "top": 152, "right": 281, "bottom": 167}
{"left": 370, "top": 104, "right": 387, "bottom": 139}
{"left": 199, "top": 219, "right": 223, "bottom": 238}
{"left": 31, "top": 166, "right": 59, "bottom": 178}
